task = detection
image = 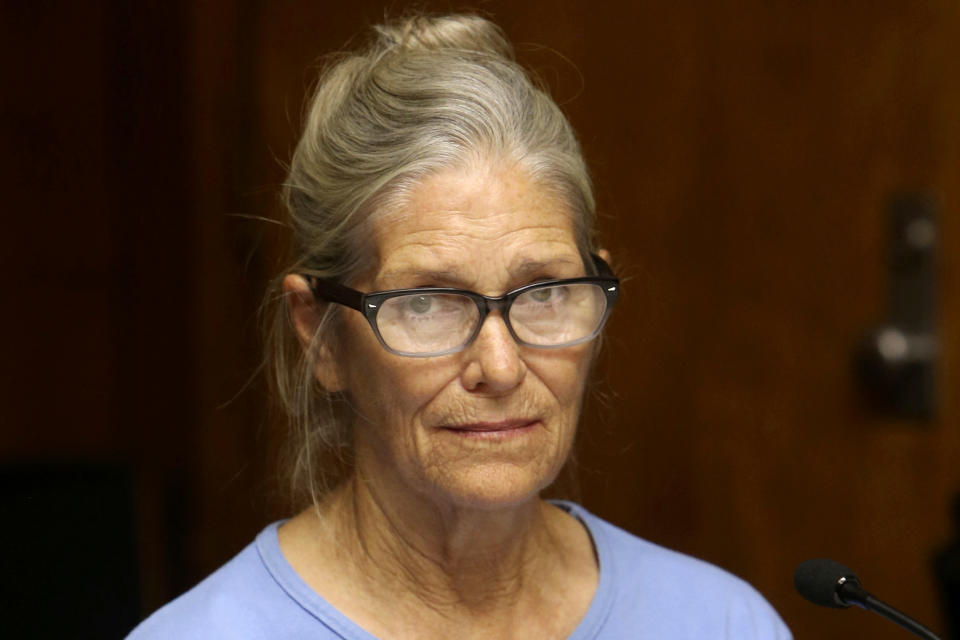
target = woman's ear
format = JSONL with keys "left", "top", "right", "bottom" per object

{"left": 282, "top": 274, "right": 345, "bottom": 393}
{"left": 597, "top": 248, "right": 612, "bottom": 265}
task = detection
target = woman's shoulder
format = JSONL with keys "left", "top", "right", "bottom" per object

{"left": 125, "top": 531, "right": 268, "bottom": 639}
{"left": 126, "top": 522, "right": 329, "bottom": 640}
{"left": 556, "top": 502, "right": 793, "bottom": 639}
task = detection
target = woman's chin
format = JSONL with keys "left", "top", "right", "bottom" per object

{"left": 421, "top": 462, "right": 560, "bottom": 511}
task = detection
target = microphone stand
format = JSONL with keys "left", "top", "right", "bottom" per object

{"left": 839, "top": 579, "right": 942, "bottom": 640}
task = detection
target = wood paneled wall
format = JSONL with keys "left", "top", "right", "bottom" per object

{"left": 3, "top": 2, "right": 958, "bottom": 638}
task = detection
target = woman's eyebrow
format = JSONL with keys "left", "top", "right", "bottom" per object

{"left": 377, "top": 266, "right": 463, "bottom": 286}
{"left": 509, "top": 257, "right": 581, "bottom": 279}
{"left": 377, "top": 257, "right": 580, "bottom": 287}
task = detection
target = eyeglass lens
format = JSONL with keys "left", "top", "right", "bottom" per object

{"left": 375, "top": 283, "right": 608, "bottom": 355}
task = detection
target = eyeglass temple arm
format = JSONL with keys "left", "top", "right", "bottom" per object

{"left": 306, "top": 277, "right": 364, "bottom": 311}
{"left": 590, "top": 253, "right": 615, "bottom": 278}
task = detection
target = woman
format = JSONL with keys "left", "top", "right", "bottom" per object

{"left": 129, "top": 13, "right": 791, "bottom": 639}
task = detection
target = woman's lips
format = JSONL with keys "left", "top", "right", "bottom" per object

{"left": 440, "top": 419, "right": 539, "bottom": 439}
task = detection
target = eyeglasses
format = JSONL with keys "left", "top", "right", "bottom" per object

{"left": 305, "top": 253, "right": 619, "bottom": 357}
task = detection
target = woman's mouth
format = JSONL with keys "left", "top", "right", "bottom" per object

{"left": 440, "top": 419, "right": 539, "bottom": 439}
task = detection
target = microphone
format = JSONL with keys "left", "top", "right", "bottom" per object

{"left": 794, "top": 558, "right": 942, "bottom": 640}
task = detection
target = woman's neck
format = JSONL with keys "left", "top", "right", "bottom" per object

{"left": 336, "top": 474, "right": 559, "bottom": 610}
{"left": 279, "top": 477, "right": 598, "bottom": 639}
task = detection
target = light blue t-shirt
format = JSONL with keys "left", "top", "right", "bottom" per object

{"left": 128, "top": 502, "right": 792, "bottom": 639}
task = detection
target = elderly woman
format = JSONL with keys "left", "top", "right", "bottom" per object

{"left": 130, "top": 13, "right": 791, "bottom": 640}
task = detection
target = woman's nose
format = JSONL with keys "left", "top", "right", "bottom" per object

{"left": 460, "top": 313, "right": 526, "bottom": 393}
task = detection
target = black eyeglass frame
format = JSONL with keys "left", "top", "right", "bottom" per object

{"left": 305, "top": 253, "right": 620, "bottom": 357}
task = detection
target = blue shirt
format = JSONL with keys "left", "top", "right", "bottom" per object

{"left": 128, "top": 502, "right": 792, "bottom": 639}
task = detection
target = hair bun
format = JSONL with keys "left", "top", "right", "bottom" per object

{"left": 373, "top": 14, "right": 513, "bottom": 59}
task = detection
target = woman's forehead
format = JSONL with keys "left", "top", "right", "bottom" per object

{"left": 372, "top": 165, "right": 579, "bottom": 253}
{"left": 375, "top": 209, "right": 576, "bottom": 250}
{"left": 373, "top": 183, "right": 581, "bottom": 281}
{"left": 371, "top": 228, "right": 583, "bottom": 290}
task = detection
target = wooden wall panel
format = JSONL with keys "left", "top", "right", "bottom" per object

{"left": 0, "top": 2, "right": 114, "bottom": 454}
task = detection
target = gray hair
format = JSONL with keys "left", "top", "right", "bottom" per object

{"left": 266, "top": 13, "right": 597, "bottom": 508}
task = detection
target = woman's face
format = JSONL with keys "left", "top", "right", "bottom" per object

{"left": 330, "top": 164, "right": 596, "bottom": 511}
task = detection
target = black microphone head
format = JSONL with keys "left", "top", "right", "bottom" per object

{"left": 794, "top": 558, "right": 859, "bottom": 608}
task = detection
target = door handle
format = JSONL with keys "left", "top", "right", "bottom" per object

{"left": 854, "top": 193, "right": 938, "bottom": 421}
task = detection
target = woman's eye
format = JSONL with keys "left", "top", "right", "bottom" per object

{"left": 530, "top": 288, "right": 554, "bottom": 303}
{"left": 408, "top": 295, "right": 433, "bottom": 314}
